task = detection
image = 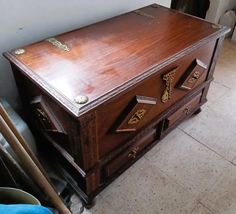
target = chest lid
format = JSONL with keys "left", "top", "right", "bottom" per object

{"left": 4, "top": 4, "right": 229, "bottom": 117}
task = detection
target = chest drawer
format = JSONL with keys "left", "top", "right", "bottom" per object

{"left": 104, "top": 127, "right": 157, "bottom": 178}
{"left": 5, "top": 3, "right": 228, "bottom": 203}
{"left": 96, "top": 41, "right": 216, "bottom": 158}
{"left": 164, "top": 93, "right": 202, "bottom": 130}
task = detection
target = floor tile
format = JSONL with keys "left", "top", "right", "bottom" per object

{"left": 179, "top": 106, "right": 236, "bottom": 161}
{"left": 191, "top": 203, "right": 214, "bottom": 214}
{"left": 205, "top": 81, "right": 230, "bottom": 107}
{"left": 90, "top": 158, "right": 196, "bottom": 214}
{"left": 145, "top": 129, "right": 229, "bottom": 197}
{"left": 83, "top": 199, "right": 111, "bottom": 214}
{"left": 200, "top": 164, "right": 236, "bottom": 214}
{"left": 83, "top": 180, "right": 125, "bottom": 214}
{"left": 213, "top": 40, "right": 236, "bottom": 89}
{"left": 219, "top": 39, "right": 236, "bottom": 65}
{"left": 214, "top": 68, "right": 236, "bottom": 90}
{"left": 233, "top": 157, "right": 236, "bottom": 165}
{"left": 208, "top": 89, "right": 236, "bottom": 123}
{"left": 83, "top": 161, "right": 134, "bottom": 214}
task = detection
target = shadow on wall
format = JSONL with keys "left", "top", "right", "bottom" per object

{"left": 171, "top": 0, "right": 210, "bottom": 18}
{"left": 0, "top": 0, "right": 171, "bottom": 110}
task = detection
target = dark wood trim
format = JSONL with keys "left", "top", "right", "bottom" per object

{"left": 3, "top": 23, "right": 229, "bottom": 118}
{"left": 4, "top": 4, "right": 228, "bottom": 207}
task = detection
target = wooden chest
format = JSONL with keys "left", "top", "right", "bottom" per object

{"left": 4, "top": 4, "right": 229, "bottom": 206}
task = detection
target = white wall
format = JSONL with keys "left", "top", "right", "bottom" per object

{"left": 0, "top": 0, "right": 170, "bottom": 110}
{"left": 206, "top": 0, "right": 236, "bottom": 23}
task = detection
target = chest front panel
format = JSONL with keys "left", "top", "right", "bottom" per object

{"left": 96, "top": 41, "right": 215, "bottom": 157}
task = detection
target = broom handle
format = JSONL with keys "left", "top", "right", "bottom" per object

{"left": 0, "top": 115, "right": 71, "bottom": 214}
{"left": 0, "top": 104, "right": 49, "bottom": 180}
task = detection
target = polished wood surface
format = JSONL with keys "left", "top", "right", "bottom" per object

{"left": 4, "top": 4, "right": 229, "bottom": 206}
{"left": 4, "top": 4, "right": 227, "bottom": 116}
{"left": 96, "top": 41, "right": 215, "bottom": 157}
{"left": 165, "top": 93, "right": 202, "bottom": 128}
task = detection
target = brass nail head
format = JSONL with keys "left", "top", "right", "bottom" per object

{"left": 75, "top": 95, "right": 89, "bottom": 104}
{"left": 14, "top": 48, "right": 25, "bottom": 55}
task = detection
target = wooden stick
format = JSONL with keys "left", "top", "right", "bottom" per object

{"left": 0, "top": 104, "right": 50, "bottom": 180}
{"left": 0, "top": 115, "right": 71, "bottom": 214}
{"left": 0, "top": 144, "right": 40, "bottom": 194}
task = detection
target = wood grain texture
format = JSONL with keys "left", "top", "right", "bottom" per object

{"left": 3, "top": 4, "right": 229, "bottom": 206}
{"left": 3, "top": 4, "right": 229, "bottom": 117}
{"left": 96, "top": 41, "right": 215, "bottom": 158}
{"left": 165, "top": 93, "right": 202, "bottom": 128}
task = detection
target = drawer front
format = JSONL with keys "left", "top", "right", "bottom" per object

{"left": 165, "top": 93, "right": 202, "bottom": 129}
{"left": 104, "top": 127, "right": 157, "bottom": 178}
{"left": 96, "top": 41, "right": 216, "bottom": 158}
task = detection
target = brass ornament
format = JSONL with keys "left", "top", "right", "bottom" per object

{"left": 177, "top": 59, "right": 207, "bottom": 91}
{"left": 128, "top": 147, "right": 139, "bottom": 159}
{"left": 128, "top": 109, "right": 147, "bottom": 125}
{"left": 14, "top": 48, "right": 26, "bottom": 55}
{"left": 161, "top": 69, "right": 177, "bottom": 103}
{"left": 74, "top": 95, "right": 89, "bottom": 104}
{"left": 134, "top": 10, "right": 155, "bottom": 19}
{"left": 36, "top": 108, "right": 51, "bottom": 125}
{"left": 188, "top": 71, "right": 200, "bottom": 83}
{"left": 45, "top": 37, "right": 70, "bottom": 52}
{"left": 184, "top": 107, "right": 190, "bottom": 115}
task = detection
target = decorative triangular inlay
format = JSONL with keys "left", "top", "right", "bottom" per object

{"left": 177, "top": 59, "right": 207, "bottom": 91}
{"left": 116, "top": 95, "right": 157, "bottom": 133}
{"left": 30, "top": 96, "right": 66, "bottom": 134}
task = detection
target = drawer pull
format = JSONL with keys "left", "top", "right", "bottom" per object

{"left": 184, "top": 107, "right": 190, "bottom": 115}
{"left": 188, "top": 71, "right": 200, "bottom": 83}
{"left": 128, "top": 147, "right": 139, "bottom": 159}
{"left": 128, "top": 109, "right": 147, "bottom": 125}
{"left": 36, "top": 108, "right": 51, "bottom": 124}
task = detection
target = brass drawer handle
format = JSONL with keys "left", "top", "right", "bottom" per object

{"left": 184, "top": 107, "right": 190, "bottom": 115}
{"left": 128, "top": 147, "right": 139, "bottom": 159}
{"left": 188, "top": 71, "right": 200, "bottom": 84}
{"left": 36, "top": 108, "right": 50, "bottom": 123}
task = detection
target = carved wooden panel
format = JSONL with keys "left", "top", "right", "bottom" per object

{"left": 30, "top": 96, "right": 66, "bottom": 134}
{"left": 116, "top": 96, "right": 157, "bottom": 133}
{"left": 177, "top": 59, "right": 207, "bottom": 90}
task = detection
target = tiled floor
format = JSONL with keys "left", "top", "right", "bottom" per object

{"left": 79, "top": 39, "right": 236, "bottom": 214}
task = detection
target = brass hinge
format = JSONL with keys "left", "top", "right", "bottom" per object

{"left": 134, "top": 10, "right": 155, "bottom": 19}
{"left": 45, "top": 37, "right": 70, "bottom": 52}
